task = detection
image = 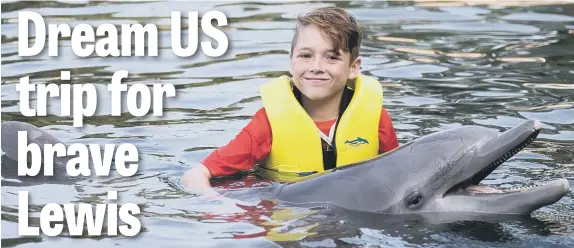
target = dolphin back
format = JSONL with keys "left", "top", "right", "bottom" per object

{"left": 1, "top": 121, "right": 71, "bottom": 166}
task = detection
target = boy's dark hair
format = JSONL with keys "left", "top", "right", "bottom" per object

{"left": 291, "top": 7, "right": 363, "bottom": 61}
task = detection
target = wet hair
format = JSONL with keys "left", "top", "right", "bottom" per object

{"left": 290, "top": 7, "right": 363, "bottom": 61}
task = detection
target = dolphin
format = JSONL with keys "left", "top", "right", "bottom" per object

{"left": 257, "top": 119, "right": 569, "bottom": 217}
{"left": 0, "top": 121, "right": 96, "bottom": 185}
{"left": 1, "top": 121, "right": 74, "bottom": 167}
{"left": 1, "top": 120, "right": 569, "bottom": 218}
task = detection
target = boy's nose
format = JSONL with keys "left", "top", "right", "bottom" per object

{"left": 309, "top": 58, "right": 324, "bottom": 73}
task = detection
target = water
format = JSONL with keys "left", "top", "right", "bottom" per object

{"left": 2, "top": 0, "right": 574, "bottom": 247}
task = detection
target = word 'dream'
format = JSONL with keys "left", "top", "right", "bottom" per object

{"left": 18, "top": 10, "right": 229, "bottom": 57}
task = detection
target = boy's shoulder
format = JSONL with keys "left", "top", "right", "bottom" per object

{"left": 245, "top": 107, "right": 271, "bottom": 128}
{"left": 255, "top": 107, "right": 268, "bottom": 118}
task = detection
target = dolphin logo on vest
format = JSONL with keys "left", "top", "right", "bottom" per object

{"left": 345, "top": 137, "right": 369, "bottom": 147}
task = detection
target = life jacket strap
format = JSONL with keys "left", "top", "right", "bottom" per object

{"left": 318, "top": 118, "right": 338, "bottom": 150}
{"left": 293, "top": 85, "right": 354, "bottom": 171}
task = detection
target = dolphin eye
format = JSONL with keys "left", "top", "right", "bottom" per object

{"left": 406, "top": 190, "right": 424, "bottom": 208}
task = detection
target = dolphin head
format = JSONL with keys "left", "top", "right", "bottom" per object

{"left": 381, "top": 119, "right": 568, "bottom": 216}
{"left": 274, "top": 120, "right": 569, "bottom": 217}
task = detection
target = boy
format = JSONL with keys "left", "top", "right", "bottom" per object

{"left": 182, "top": 7, "right": 398, "bottom": 193}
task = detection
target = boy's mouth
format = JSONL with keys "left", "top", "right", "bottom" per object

{"left": 303, "top": 77, "right": 330, "bottom": 85}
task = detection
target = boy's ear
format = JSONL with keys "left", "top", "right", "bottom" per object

{"left": 348, "top": 56, "right": 362, "bottom": 79}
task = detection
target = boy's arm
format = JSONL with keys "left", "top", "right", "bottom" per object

{"left": 181, "top": 108, "right": 272, "bottom": 191}
{"left": 181, "top": 163, "right": 223, "bottom": 198}
{"left": 378, "top": 108, "right": 399, "bottom": 153}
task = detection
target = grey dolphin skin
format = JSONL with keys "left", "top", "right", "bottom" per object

{"left": 0, "top": 121, "right": 84, "bottom": 185}
{"left": 269, "top": 119, "right": 569, "bottom": 217}
{"left": 1, "top": 121, "right": 74, "bottom": 167}
{"left": 1, "top": 120, "right": 570, "bottom": 217}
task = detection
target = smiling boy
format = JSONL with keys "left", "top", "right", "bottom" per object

{"left": 182, "top": 7, "right": 398, "bottom": 191}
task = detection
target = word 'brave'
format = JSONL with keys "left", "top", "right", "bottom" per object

{"left": 19, "top": 11, "right": 228, "bottom": 57}
{"left": 18, "top": 131, "right": 139, "bottom": 177}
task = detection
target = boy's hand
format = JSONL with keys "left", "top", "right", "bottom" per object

{"left": 182, "top": 163, "right": 214, "bottom": 189}
{"left": 197, "top": 187, "right": 224, "bottom": 199}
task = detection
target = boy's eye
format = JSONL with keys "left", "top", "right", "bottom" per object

{"left": 327, "top": 55, "right": 341, "bottom": 60}
{"left": 298, "top": 53, "right": 311, "bottom": 58}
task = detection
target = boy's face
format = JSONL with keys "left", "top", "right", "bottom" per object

{"left": 289, "top": 24, "right": 361, "bottom": 103}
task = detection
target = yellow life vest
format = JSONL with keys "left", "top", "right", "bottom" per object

{"left": 258, "top": 74, "right": 383, "bottom": 177}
